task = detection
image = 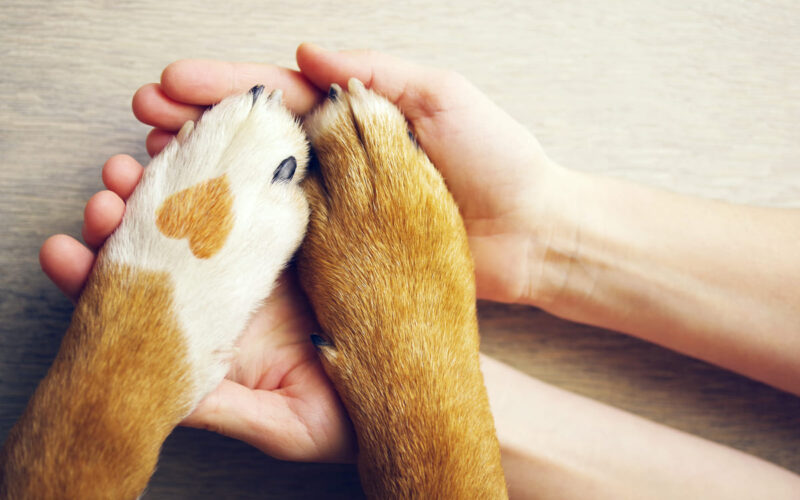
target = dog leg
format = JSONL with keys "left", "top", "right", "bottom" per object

{"left": 298, "top": 80, "right": 507, "bottom": 499}
{"left": 0, "top": 86, "right": 309, "bottom": 499}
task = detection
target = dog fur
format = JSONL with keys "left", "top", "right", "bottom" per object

{"left": 0, "top": 87, "right": 309, "bottom": 498}
{"left": 298, "top": 79, "right": 508, "bottom": 498}
{"left": 0, "top": 80, "right": 507, "bottom": 499}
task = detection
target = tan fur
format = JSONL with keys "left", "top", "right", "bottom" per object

{"left": 298, "top": 81, "right": 507, "bottom": 498}
{"left": 0, "top": 261, "right": 191, "bottom": 499}
{"left": 156, "top": 174, "right": 234, "bottom": 259}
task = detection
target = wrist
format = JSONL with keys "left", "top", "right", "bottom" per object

{"left": 519, "top": 163, "right": 596, "bottom": 312}
{"left": 523, "top": 166, "right": 660, "bottom": 329}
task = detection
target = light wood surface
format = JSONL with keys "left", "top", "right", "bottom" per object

{"left": 1, "top": 1, "right": 798, "bottom": 497}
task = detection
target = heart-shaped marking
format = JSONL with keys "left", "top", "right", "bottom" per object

{"left": 156, "top": 174, "right": 234, "bottom": 259}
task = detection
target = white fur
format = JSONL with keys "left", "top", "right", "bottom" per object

{"left": 103, "top": 90, "right": 309, "bottom": 408}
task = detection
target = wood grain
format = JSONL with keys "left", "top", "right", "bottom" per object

{"left": 1, "top": 1, "right": 798, "bottom": 497}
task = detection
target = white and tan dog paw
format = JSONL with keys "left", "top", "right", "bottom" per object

{"left": 1, "top": 86, "right": 310, "bottom": 499}
{"left": 104, "top": 85, "right": 310, "bottom": 406}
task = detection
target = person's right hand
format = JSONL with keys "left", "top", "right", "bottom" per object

{"left": 299, "top": 45, "right": 565, "bottom": 305}
{"left": 133, "top": 44, "right": 566, "bottom": 305}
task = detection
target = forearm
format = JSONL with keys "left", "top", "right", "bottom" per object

{"left": 528, "top": 167, "right": 800, "bottom": 394}
{"left": 481, "top": 354, "right": 800, "bottom": 500}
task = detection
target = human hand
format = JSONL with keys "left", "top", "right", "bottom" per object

{"left": 293, "top": 44, "right": 565, "bottom": 305}
{"left": 131, "top": 44, "right": 566, "bottom": 306}
{"left": 39, "top": 154, "right": 356, "bottom": 463}
{"left": 41, "top": 43, "right": 566, "bottom": 461}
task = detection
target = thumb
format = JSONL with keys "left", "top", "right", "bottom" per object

{"left": 296, "top": 43, "right": 452, "bottom": 122}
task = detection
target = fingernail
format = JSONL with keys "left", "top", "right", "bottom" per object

{"left": 303, "top": 42, "right": 328, "bottom": 53}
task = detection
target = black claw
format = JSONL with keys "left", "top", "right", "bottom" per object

{"left": 310, "top": 334, "right": 332, "bottom": 348}
{"left": 250, "top": 84, "right": 265, "bottom": 104}
{"left": 328, "top": 84, "right": 339, "bottom": 101}
{"left": 272, "top": 156, "right": 297, "bottom": 183}
{"left": 408, "top": 130, "right": 419, "bottom": 148}
{"left": 307, "top": 148, "right": 320, "bottom": 173}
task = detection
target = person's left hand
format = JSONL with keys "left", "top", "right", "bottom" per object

{"left": 41, "top": 153, "right": 355, "bottom": 463}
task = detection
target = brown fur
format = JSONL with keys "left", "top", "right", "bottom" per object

{"left": 0, "top": 261, "right": 192, "bottom": 499}
{"left": 156, "top": 174, "right": 233, "bottom": 259}
{"left": 298, "top": 84, "right": 507, "bottom": 498}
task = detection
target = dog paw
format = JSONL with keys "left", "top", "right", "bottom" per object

{"left": 96, "top": 86, "right": 309, "bottom": 405}
{"left": 296, "top": 80, "right": 507, "bottom": 497}
{"left": 298, "top": 78, "right": 476, "bottom": 394}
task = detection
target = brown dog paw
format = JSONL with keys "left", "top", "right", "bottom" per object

{"left": 299, "top": 78, "right": 476, "bottom": 377}
{"left": 298, "top": 79, "right": 506, "bottom": 499}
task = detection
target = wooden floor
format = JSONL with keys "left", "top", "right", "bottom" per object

{"left": 1, "top": 1, "right": 798, "bottom": 497}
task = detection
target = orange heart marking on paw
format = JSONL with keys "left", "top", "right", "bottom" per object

{"left": 156, "top": 174, "right": 234, "bottom": 259}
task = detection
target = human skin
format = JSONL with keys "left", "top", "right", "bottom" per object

{"left": 129, "top": 44, "right": 800, "bottom": 396}
{"left": 37, "top": 44, "right": 800, "bottom": 497}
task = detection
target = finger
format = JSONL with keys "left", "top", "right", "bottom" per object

{"left": 82, "top": 191, "right": 125, "bottom": 249}
{"left": 296, "top": 43, "right": 450, "bottom": 121}
{"left": 102, "top": 154, "right": 143, "bottom": 200}
{"left": 146, "top": 128, "right": 174, "bottom": 157}
{"left": 40, "top": 234, "right": 95, "bottom": 302}
{"left": 160, "top": 59, "right": 323, "bottom": 115}
{"left": 181, "top": 379, "right": 315, "bottom": 462}
{"left": 131, "top": 83, "right": 205, "bottom": 131}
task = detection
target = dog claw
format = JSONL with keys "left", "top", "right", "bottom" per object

{"left": 272, "top": 156, "right": 297, "bottom": 183}
{"left": 407, "top": 130, "right": 419, "bottom": 148}
{"left": 328, "top": 83, "right": 341, "bottom": 101}
{"left": 267, "top": 89, "right": 283, "bottom": 103}
{"left": 249, "top": 84, "right": 265, "bottom": 105}
{"left": 310, "top": 334, "right": 332, "bottom": 348}
{"left": 347, "top": 78, "right": 366, "bottom": 93}
{"left": 176, "top": 120, "right": 195, "bottom": 145}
